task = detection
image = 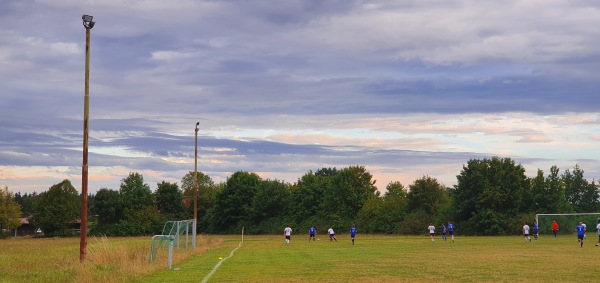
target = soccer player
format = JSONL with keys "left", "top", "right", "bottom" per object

{"left": 533, "top": 222, "right": 539, "bottom": 240}
{"left": 448, "top": 221, "right": 455, "bottom": 242}
{"left": 428, "top": 223, "right": 435, "bottom": 242}
{"left": 309, "top": 226, "right": 317, "bottom": 242}
{"left": 284, "top": 224, "right": 292, "bottom": 246}
{"left": 350, "top": 224, "right": 357, "bottom": 245}
{"left": 327, "top": 227, "right": 337, "bottom": 242}
{"left": 595, "top": 219, "right": 600, "bottom": 246}
{"left": 441, "top": 223, "right": 447, "bottom": 241}
{"left": 552, "top": 220, "right": 559, "bottom": 237}
{"left": 576, "top": 221, "right": 585, "bottom": 248}
{"left": 582, "top": 222, "right": 587, "bottom": 239}
{"left": 523, "top": 222, "right": 531, "bottom": 243}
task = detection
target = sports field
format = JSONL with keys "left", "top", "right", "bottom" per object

{"left": 146, "top": 234, "right": 599, "bottom": 282}
{"left": 1, "top": 234, "right": 598, "bottom": 282}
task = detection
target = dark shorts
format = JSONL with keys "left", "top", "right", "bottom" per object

{"left": 351, "top": 234, "right": 356, "bottom": 238}
{"left": 429, "top": 233, "right": 435, "bottom": 236}
{"left": 330, "top": 234, "right": 335, "bottom": 237}
{"left": 442, "top": 232, "right": 446, "bottom": 235}
{"left": 449, "top": 231, "right": 454, "bottom": 235}
{"left": 286, "top": 236, "right": 290, "bottom": 240}
{"left": 524, "top": 233, "right": 529, "bottom": 236}
{"left": 578, "top": 235, "right": 584, "bottom": 240}
{"left": 310, "top": 233, "right": 315, "bottom": 237}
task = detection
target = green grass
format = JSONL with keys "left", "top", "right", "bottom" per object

{"left": 146, "top": 234, "right": 600, "bottom": 282}
{"left": 1, "top": 234, "right": 599, "bottom": 282}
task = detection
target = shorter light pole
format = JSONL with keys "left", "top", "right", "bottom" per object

{"left": 193, "top": 122, "right": 199, "bottom": 248}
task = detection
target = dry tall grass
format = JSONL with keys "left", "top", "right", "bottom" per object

{"left": 0, "top": 235, "right": 223, "bottom": 283}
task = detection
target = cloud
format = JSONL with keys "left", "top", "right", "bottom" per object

{"left": 1, "top": 0, "right": 599, "bottom": 194}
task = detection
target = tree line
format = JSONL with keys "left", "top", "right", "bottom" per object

{"left": 2, "top": 157, "right": 599, "bottom": 237}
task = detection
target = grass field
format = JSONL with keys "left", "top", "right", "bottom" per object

{"left": 1, "top": 234, "right": 599, "bottom": 282}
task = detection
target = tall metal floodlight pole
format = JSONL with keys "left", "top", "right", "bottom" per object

{"left": 193, "top": 122, "right": 199, "bottom": 248}
{"left": 81, "top": 14, "right": 95, "bottom": 263}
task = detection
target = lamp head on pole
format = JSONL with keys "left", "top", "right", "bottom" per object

{"left": 82, "top": 14, "right": 95, "bottom": 29}
{"left": 195, "top": 122, "right": 199, "bottom": 132}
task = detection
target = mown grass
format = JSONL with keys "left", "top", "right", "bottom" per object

{"left": 1, "top": 234, "right": 599, "bottom": 282}
{"left": 148, "top": 234, "right": 600, "bottom": 283}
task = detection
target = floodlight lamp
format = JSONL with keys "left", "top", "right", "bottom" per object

{"left": 82, "top": 14, "right": 95, "bottom": 29}
{"left": 195, "top": 122, "right": 200, "bottom": 131}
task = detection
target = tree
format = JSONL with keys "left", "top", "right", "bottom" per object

{"left": 155, "top": 181, "right": 186, "bottom": 220}
{"left": 0, "top": 186, "right": 23, "bottom": 237}
{"left": 406, "top": 176, "right": 449, "bottom": 216}
{"left": 207, "top": 171, "right": 261, "bottom": 233}
{"left": 13, "top": 191, "right": 38, "bottom": 217}
{"left": 181, "top": 171, "right": 220, "bottom": 231}
{"left": 250, "top": 179, "right": 291, "bottom": 233}
{"left": 563, "top": 165, "right": 599, "bottom": 212}
{"left": 287, "top": 170, "right": 328, "bottom": 229}
{"left": 119, "top": 172, "right": 153, "bottom": 211}
{"left": 92, "top": 188, "right": 121, "bottom": 226}
{"left": 529, "top": 167, "right": 570, "bottom": 214}
{"left": 321, "top": 166, "right": 378, "bottom": 227}
{"left": 34, "top": 180, "right": 80, "bottom": 236}
{"left": 453, "top": 157, "right": 530, "bottom": 235}
{"left": 357, "top": 181, "right": 408, "bottom": 233}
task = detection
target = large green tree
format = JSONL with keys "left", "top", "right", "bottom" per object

{"left": 321, "top": 166, "right": 378, "bottom": 228}
{"left": 250, "top": 179, "right": 291, "bottom": 233}
{"left": 453, "top": 157, "right": 530, "bottom": 235}
{"left": 34, "top": 180, "right": 80, "bottom": 236}
{"left": 356, "top": 181, "right": 408, "bottom": 233}
{"left": 155, "top": 181, "right": 186, "bottom": 220}
{"left": 207, "top": 171, "right": 261, "bottom": 233}
{"left": 562, "top": 165, "right": 599, "bottom": 212}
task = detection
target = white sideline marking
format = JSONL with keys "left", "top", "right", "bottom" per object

{"left": 201, "top": 242, "right": 242, "bottom": 283}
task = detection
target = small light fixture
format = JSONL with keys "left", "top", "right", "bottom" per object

{"left": 82, "top": 14, "right": 95, "bottom": 29}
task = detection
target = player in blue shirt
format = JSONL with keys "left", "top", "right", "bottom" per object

{"left": 441, "top": 223, "right": 447, "bottom": 241}
{"left": 576, "top": 221, "right": 586, "bottom": 248}
{"left": 309, "top": 226, "right": 317, "bottom": 242}
{"left": 533, "top": 222, "right": 539, "bottom": 240}
{"left": 350, "top": 224, "right": 357, "bottom": 245}
{"left": 448, "top": 221, "right": 455, "bottom": 242}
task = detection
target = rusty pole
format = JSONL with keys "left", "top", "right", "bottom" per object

{"left": 193, "top": 122, "right": 199, "bottom": 248}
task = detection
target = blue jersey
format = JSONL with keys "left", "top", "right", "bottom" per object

{"left": 350, "top": 227, "right": 357, "bottom": 236}
{"left": 576, "top": 224, "right": 585, "bottom": 236}
{"left": 309, "top": 227, "right": 316, "bottom": 235}
{"left": 442, "top": 225, "right": 447, "bottom": 233}
{"left": 533, "top": 224, "right": 538, "bottom": 233}
{"left": 448, "top": 223, "right": 455, "bottom": 232}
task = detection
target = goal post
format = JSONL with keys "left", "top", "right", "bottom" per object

{"left": 536, "top": 213, "right": 600, "bottom": 235}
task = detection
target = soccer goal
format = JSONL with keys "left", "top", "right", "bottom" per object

{"left": 149, "top": 219, "right": 196, "bottom": 269}
{"left": 536, "top": 213, "right": 600, "bottom": 235}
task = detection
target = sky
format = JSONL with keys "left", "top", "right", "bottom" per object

{"left": 1, "top": 0, "right": 599, "bottom": 195}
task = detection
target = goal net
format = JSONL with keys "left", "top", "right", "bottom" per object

{"left": 536, "top": 213, "right": 600, "bottom": 235}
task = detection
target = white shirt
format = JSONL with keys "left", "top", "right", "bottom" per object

{"left": 523, "top": 225, "right": 530, "bottom": 234}
{"left": 284, "top": 227, "right": 292, "bottom": 236}
{"left": 596, "top": 223, "right": 600, "bottom": 235}
{"left": 328, "top": 228, "right": 335, "bottom": 235}
{"left": 428, "top": 225, "right": 435, "bottom": 233}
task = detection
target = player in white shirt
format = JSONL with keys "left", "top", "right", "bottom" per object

{"left": 595, "top": 220, "right": 600, "bottom": 246}
{"left": 523, "top": 222, "right": 531, "bottom": 243}
{"left": 327, "top": 227, "right": 337, "bottom": 242}
{"left": 284, "top": 225, "right": 292, "bottom": 246}
{"left": 582, "top": 222, "right": 587, "bottom": 239}
{"left": 427, "top": 223, "right": 435, "bottom": 242}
